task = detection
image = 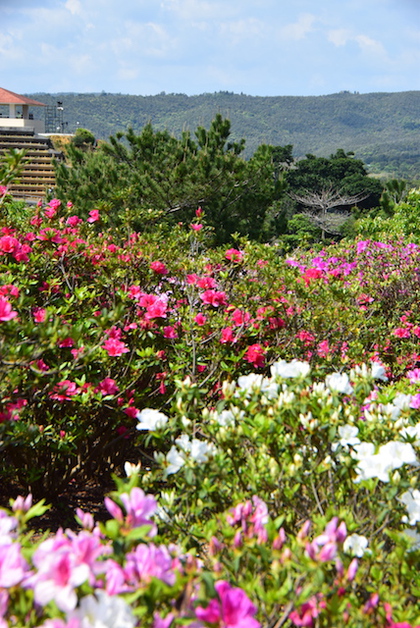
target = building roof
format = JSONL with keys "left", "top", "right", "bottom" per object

{"left": 0, "top": 87, "right": 46, "bottom": 107}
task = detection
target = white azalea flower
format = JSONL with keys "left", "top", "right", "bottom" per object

{"left": 136, "top": 408, "right": 168, "bottom": 431}
{"left": 325, "top": 372, "right": 353, "bottom": 395}
{"left": 399, "top": 489, "right": 420, "bottom": 525}
{"left": 400, "top": 424, "right": 420, "bottom": 445}
{"left": 371, "top": 362, "right": 388, "bottom": 381}
{"left": 70, "top": 590, "right": 136, "bottom": 628}
{"left": 165, "top": 445, "right": 186, "bottom": 476}
{"left": 271, "top": 359, "right": 310, "bottom": 379}
{"left": 124, "top": 461, "right": 141, "bottom": 477}
{"left": 332, "top": 424, "right": 361, "bottom": 452}
{"left": 402, "top": 528, "right": 420, "bottom": 551}
{"left": 378, "top": 441, "right": 418, "bottom": 470}
{"left": 236, "top": 373, "right": 264, "bottom": 395}
{"left": 343, "top": 533, "right": 369, "bottom": 557}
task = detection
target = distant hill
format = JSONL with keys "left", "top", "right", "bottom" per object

{"left": 27, "top": 90, "right": 420, "bottom": 180}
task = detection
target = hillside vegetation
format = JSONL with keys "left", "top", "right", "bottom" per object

{"left": 27, "top": 90, "right": 420, "bottom": 180}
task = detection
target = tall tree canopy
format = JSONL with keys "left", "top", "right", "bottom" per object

{"left": 54, "top": 115, "right": 280, "bottom": 244}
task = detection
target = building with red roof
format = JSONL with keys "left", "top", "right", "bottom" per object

{"left": 0, "top": 87, "right": 46, "bottom": 133}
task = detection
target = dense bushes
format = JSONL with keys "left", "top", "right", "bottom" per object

{"left": 2, "top": 192, "right": 420, "bottom": 625}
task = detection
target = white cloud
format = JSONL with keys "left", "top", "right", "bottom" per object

{"left": 279, "top": 13, "right": 316, "bottom": 41}
{"left": 65, "top": 0, "right": 83, "bottom": 15}
{"left": 354, "top": 34, "right": 386, "bottom": 57}
{"left": 327, "top": 29, "right": 351, "bottom": 47}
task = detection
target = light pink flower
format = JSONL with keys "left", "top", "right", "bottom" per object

{"left": 120, "top": 487, "right": 157, "bottom": 532}
{"left": 0, "top": 297, "right": 17, "bottom": 322}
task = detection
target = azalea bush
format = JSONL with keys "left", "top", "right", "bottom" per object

{"left": 2, "top": 197, "right": 420, "bottom": 493}
{"left": 2, "top": 193, "right": 420, "bottom": 625}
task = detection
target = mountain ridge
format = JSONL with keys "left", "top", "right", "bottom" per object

{"left": 26, "top": 90, "right": 420, "bottom": 179}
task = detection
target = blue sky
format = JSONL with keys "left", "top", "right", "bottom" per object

{"left": 1, "top": 0, "right": 419, "bottom": 96}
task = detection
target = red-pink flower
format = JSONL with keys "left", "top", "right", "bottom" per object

{"left": 221, "top": 327, "right": 235, "bottom": 344}
{"left": 200, "top": 289, "right": 227, "bottom": 307}
{"left": 87, "top": 209, "right": 100, "bottom": 223}
{"left": 103, "top": 338, "right": 130, "bottom": 357}
{"left": 225, "top": 248, "right": 244, "bottom": 262}
{"left": 244, "top": 343, "right": 265, "bottom": 368}
{"left": 96, "top": 378, "right": 119, "bottom": 395}
{"left": 33, "top": 307, "right": 47, "bottom": 323}
{"left": 0, "top": 235, "right": 19, "bottom": 255}
{"left": 0, "top": 297, "right": 17, "bottom": 322}
{"left": 289, "top": 596, "right": 326, "bottom": 627}
{"left": 150, "top": 260, "right": 168, "bottom": 275}
{"left": 393, "top": 327, "right": 411, "bottom": 338}
{"left": 66, "top": 215, "right": 83, "bottom": 227}
{"left": 195, "top": 313, "right": 207, "bottom": 325}
{"left": 163, "top": 325, "right": 178, "bottom": 339}
{"left": 50, "top": 380, "right": 81, "bottom": 401}
{"left": 197, "top": 276, "right": 217, "bottom": 290}
{"left": 190, "top": 223, "right": 203, "bottom": 231}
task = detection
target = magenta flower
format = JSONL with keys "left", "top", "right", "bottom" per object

{"left": 0, "top": 297, "right": 17, "bottom": 322}
{"left": 190, "top": 223, "right": 203, "bottom": 231}
{"left": 221, "top": 327, "right": 235, "bottom": 344}
{"left": 200, "top": 290, "right": 227, "bottom": 307}
{"left": 195, "top": 580, "right": 260, "bottom": 628}
{"left": 195, "top": 313, "right": 207, "bottom": 325}
{"left": 50, "top": 380, "right": 81, "bottom": 401}
{"left": 103, "top": 338, "right": 130, "bottom": 356}
{"left": 120, "top": 487, "right": 157, "bottom": 532}
{"left": 244, "top": 344, "right": 265, "bottom": 368}
{"left": 33, "top": 307, "right": 47, "bottom": 323}
{"left": 289, "top": 596, "right": 326, "bottom": 627}
{"left": 150, "top": 260, "right": 168, "bottom": 275}
{"left": 96, "top": 377, "right": 119, "bottom": 395}
{"left": 125, "top": 543, "right": 175, "bottom": 587}
{"left": 87, "top": 209, "right": 100, "bottom": 223}
{"left": 163, "top": 325, "right": 178, "bottom": 339}
{"left": 225, "top": 248, "right": 244, "bottom": 262}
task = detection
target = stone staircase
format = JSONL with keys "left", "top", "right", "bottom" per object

{"left": 0, "top": 129, "right": 61, "bottom": 202}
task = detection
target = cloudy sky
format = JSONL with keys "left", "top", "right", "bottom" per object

{"left": 1, "top": 0, "right": 419, "bottom": 97}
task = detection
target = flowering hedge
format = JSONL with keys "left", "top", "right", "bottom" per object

{"left": 2, "top": 360, "right": 420, "bottom": 626}
{"left": 2, "top": 198, "right": 420, "bottom": 494}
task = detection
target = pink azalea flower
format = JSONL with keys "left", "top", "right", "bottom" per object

{"left": 48, "top": 198, "right": 62, "bottom": 211}
{"left": 0, "top": 297, "right": 17, "bottom": 322}
{"left": 87, "top": 209, "right": 100, "bottom": 223}
{"left": 190, "top": 223, "right": 203, "bottom": 231}
{"left": 33, "top": 307, "right": 47, "bottom": 323}
{"left": 96, "top": 377, "right": 119, "bottom": 395}
{"left": 50, "top": 380, "right": 81, "bottom": 401}
{"left": 103, "top": 338, "right": 130, "bottom": 356}
{"left": 225, "top": 248, "right": 244, "bottom": 262}
{"left": 221, "top": 327, "right": 235, "bottom": 344}
{"left": 244, "top": 343, "right": 265, "bottom": 368}
{"left": 195, "top": 580, "right": 260, "bottom": 628}
{"left": 125, "top": 543, "right": 175, "bottom": 587}
{"left": 197, "top": 276, "right": 217, "bottom": 289}
{"left": 120, "top": 487, "right": 157, "bottom": 532}
{"left": 0, "top": 185, "right": 8, "bottom": 196}
{"left": 0, "top": 543, "right": 29, "bottom": 587}
{"left": 0, "top": 235, "right": 19, "bottom": 254}
{"left": 393, "top": 327, "right": 411, "bottom": 338}
{"left": 195, "top": 313, "right": 207, "bottom": 325}
{"left": 163, "top": 325, "right": 178, "bottom": 339}
{"left": 407, "top": 368, "right": 420, "bottom": 383}
{"left": 150, "top": 260, "right": 168, "bottom": 275}
{"left": 66, "top": 215, "right": 83, "bottom": 227}
{"left": 200, "top": 289, "right": 227, "bottom": 307}
{"left": 289, "top": 596, "right": 326, "bottom": 627}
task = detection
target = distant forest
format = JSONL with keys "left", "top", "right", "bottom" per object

{"left": 27, "top": 90, "right": 420, "bottom": 180}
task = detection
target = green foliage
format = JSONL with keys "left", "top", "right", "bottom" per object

{"left": 55, "top": 114, "right": 279, "bottom": 244}
{"left": 0, "top": 147, "right": 27, "bottom": 189}
{"left": 354, "top": 188, "right": 420, "bottom": 242}
{"left": 28, "top": 90, "right": 420, "bottom": 179}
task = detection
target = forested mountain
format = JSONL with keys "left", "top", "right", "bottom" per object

{"left": 27, "top": 90, "right": 420, "bottom": 179}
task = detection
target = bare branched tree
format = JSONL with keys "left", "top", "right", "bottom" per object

{"left": 289, "top": 186, "right": 369, "bottom": 238}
